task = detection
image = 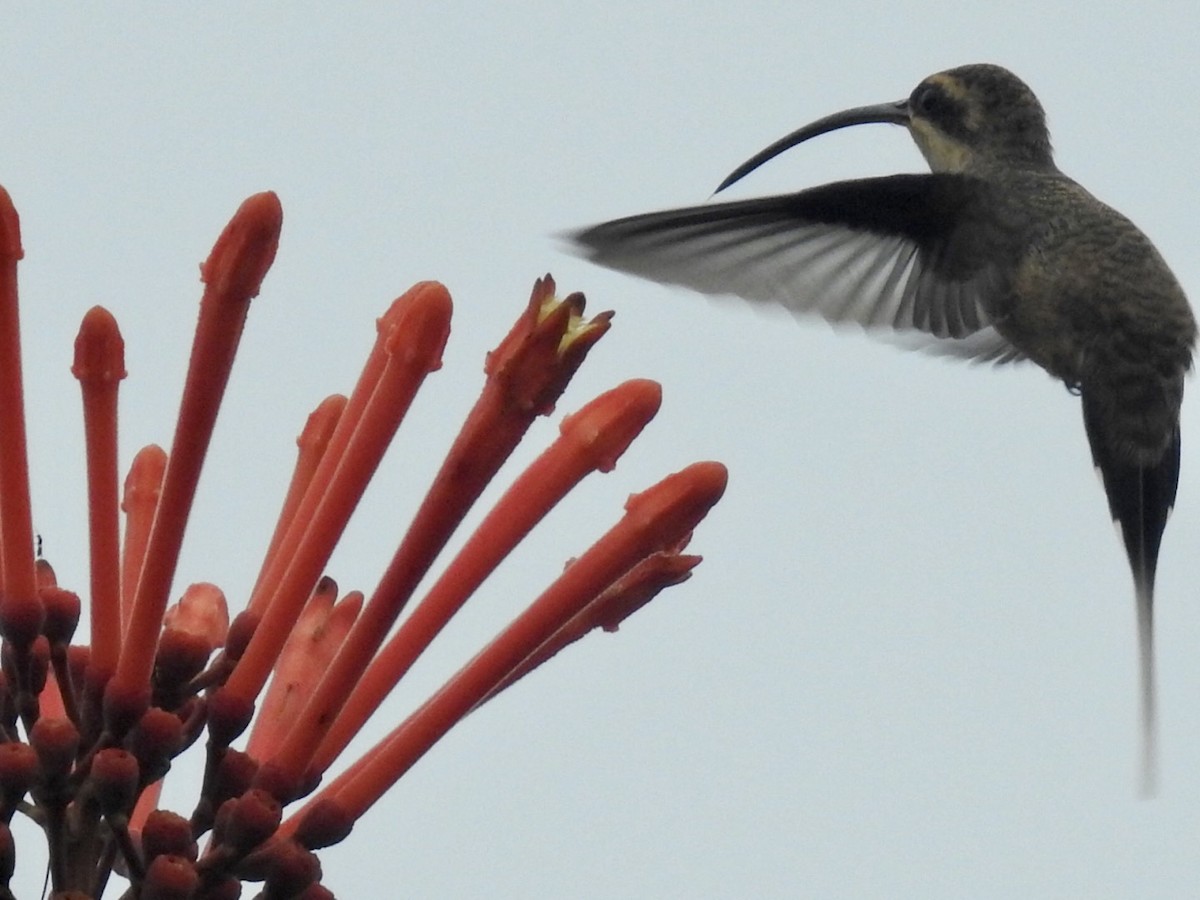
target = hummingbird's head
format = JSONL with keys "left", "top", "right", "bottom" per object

{"left": 715, "top": 63, "right": 1055, "bottom": 193}
{"left": 907, "top": 64, "right": 1053, "bottom": 173}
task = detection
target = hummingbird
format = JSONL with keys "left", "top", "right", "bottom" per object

{"left": 568, "top": 63, "right": 1196, "bottom": 793}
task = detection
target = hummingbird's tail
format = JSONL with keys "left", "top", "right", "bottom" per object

{"left": 1134, "top": 581, "right": 1156, "bottom": 796}
{"left": 1080, "top": 392, "right": 1181, "bottom": 796}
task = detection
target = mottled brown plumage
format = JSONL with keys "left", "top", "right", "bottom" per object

{"left": 569, "top": 64, "right": 1196, "bottom": 793}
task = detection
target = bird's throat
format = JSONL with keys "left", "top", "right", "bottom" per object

{"left": 910, "top": 119, "right": 972, "bottom": 173}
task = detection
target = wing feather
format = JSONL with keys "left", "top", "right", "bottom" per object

{"left": 569, "top": 174, "right": 1023, "bottom": 364}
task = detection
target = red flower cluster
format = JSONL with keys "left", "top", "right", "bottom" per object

{"left": 0, "top": 189, "right": 726, "bottom": 897}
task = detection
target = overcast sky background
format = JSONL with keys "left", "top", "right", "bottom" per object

{"left": 2, "top": 5, "right": 1199, "bottom": 898}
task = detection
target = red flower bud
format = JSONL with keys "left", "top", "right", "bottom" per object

{"left": 90, "top": 747, "right": 140, "bottom": 814}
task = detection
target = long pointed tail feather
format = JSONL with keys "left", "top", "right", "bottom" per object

{"left": 1081, "top": 393, "right": 1180, "bottom": 795}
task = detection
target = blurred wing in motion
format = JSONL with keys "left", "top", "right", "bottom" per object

{"left": 569, "top": 173, "right": 1024, "bottom": 364}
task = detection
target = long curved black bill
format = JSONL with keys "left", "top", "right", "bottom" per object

{"left": 715, "top": 100, "right": 910, "bottom": 194}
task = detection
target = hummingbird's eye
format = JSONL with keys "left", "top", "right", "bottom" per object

{"left": 911, "top": 84, "right": 947, "bottom": 118}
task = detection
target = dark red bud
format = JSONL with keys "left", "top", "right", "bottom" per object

{"left": 154, "top": 629, "right": 213, "bottom": 686}
{"left": 0, "top": 741, "right": 38, "bottom": 808}
{"left": 141, "top": 809, "right": 197, "bottom": 863}
{"left": 39, "top": 587, "right": 80, "bottom": 645}
{"left": 211, "top": 749, "right": 259, "bottom": 807}
{"left": 125, "top": 707, "right": 184, "bottom": 774}
{"left": 223, "top": 788, "right": 282, "bottom": 854}
{"left": 29, "top": 716, "right": 79, "bottom": 780}
{"left": 253, "top": 759, "right": 301, "bottom": 806}
{"left": 90, "top": 747, "right": 140, "bottom": 814}
{"left": 260, "top": 839, "right": 321, "bottom": 898}
{"left": 103, "top": 678, "right": 152, "bottom": 740}
{"left": 0, "top": 589, "right": 44, "bottom": 649}
{"left": 293, "top": 797, "right": 355, "bottom": 850}
{"left": 141, "top": 853, "right": 200, "bottom": 900}
{"left": 206, "top": 687, "right": 255, "bottom": 748}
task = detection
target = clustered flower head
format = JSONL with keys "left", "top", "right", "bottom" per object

{"left": 0, "top": 186, "right": 726, "bottom": 898}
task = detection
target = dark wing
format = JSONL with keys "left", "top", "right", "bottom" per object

{"left": 569, "top": 173, "right": 1023, "bottom": 363}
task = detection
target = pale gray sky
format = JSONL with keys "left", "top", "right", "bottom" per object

{"left": 2, "top": 4, "right": 1200, "bottom": 897}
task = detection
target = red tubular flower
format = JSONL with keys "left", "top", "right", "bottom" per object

{"left": 120, "top": 445, "right": 167, "bottom": 635}
{"left": 0, "top": 187, "right": 40, "bottom": 660}
{"left": 257, "top": 281, "right": 615, "bottom": 795}
{"left": 282, "top": 460, "right": 727, "bottom": 837}
{"left": 308, "top": 377, "right": 662, "bottom": 776}
{"left": 246, "top": 579, "right": 361, "bottom": 763}
{"left": 156, "top": 583, "right": 229, "bottom": 689}
{"left": 72, "top": 307, "right": 127, "bottom": 693}
{"left": 249, "top": 395, "right": 347, "bottom": 602}
{"left": 0, "top": 185, "right": 728, "bottom": 896}
{"left": 245, "top": 288, "right": 439, "bottom": 620}
{"left": 107, "top": 193, "right": 283, "bottom": 738}
{"left": 478, "top": 540, "right": 704, "bottom": 704}
{"left": 220, "top": 282, "right": 452, "bottom": 727}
